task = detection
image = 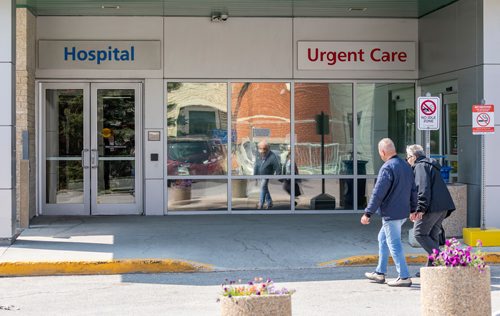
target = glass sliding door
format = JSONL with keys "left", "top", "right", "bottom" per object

{"left": 41, "top": 82, "right": 142, "bottom": 215}
{"left": 91, "top": 83, "right": 142, "bottom": 215}
{"left": 42, "top": 83, "right": 90, "bottom": 215}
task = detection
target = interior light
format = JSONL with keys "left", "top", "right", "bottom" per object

{"left": 347, "top": 7, "right": 367, "bottom": 12}
{"left": 101, "top": 5, "right": 120, "bottom": 9}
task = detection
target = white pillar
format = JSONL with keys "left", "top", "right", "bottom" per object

{"left": 483, "top": 0, "right": 500, "bottom": 228}
{"left": 0, "top": 0, "right": 16, "bottom": 243}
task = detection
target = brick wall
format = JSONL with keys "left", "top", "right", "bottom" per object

{"left": 16, "top": 8, "right": 37, "bottom": 223}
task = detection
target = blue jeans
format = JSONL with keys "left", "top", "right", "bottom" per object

{"left": 375, "top": 218, "right": 410, "bottom": 279}
{"left": 259, "top": 179, "right": 272, "bottom": 207}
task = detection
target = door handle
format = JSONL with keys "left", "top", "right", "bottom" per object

{"left": 81, "top": 149, "right": 89, "bottom": 169}
{"left": 91, "top": 149, "right": 98, "bottom": 169}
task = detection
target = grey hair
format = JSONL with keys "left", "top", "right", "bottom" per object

{"left": 406, "top": 144, "right": 425, "bottom": 158}
{"left": 378, "top": 138, "right": 396, "bottom": 153}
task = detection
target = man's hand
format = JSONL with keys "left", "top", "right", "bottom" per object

{"left": 361, "top": 214, "right": 370, "bottom": 225}
{"left": 410, "top": 212, "right": 423, "bottom": 222}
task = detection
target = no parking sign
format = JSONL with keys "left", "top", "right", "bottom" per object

{"left": 472, "top": 104, "right": 495, "bottom": 135}
{"left": 417, "top": 96, "right": 440, "bottom": 130}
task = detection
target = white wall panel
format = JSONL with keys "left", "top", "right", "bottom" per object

{"left": 144, "top": 79, "right": 164, "bottom": 129}
{"left": 0, "top": 0, "right": 13, "bottom": 61}
{"left": 483, "top": 0, "right": 500, "bottom": 63}
{"left": 293, "top": 18, "right": 418, "bottom": 79}
{"left": 145, "top": 179, "right": 164, "bottom": 215}
{"left": 36, "top": 17, "right": 163, "bottom": 78}
{"left": 164, "top": 17, "right": 292, "bottom": 79}
{"left": 484, "top": 186, "right": 500, "bottom": 227}
{"left": 0, "top": 190, "right": 14, "bottom": 237}
{"left": 0, "top": 126, "right": 13, "bottom": 189}
{"left": 0, "top": 63, "right": 13, "bottom": 126}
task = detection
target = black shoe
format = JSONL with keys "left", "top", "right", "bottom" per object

{"left": 415, "top": 271, "right": 420, "bottom": 278}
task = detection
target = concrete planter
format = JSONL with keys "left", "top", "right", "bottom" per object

{"left": 170, "top": 187, "right": 191, "bottom": 201}
{"left": 220, "top": 295, "right": 292, "bottom": 316}
{"left": 421, "top": 266, "right": 491, "bottom": 316}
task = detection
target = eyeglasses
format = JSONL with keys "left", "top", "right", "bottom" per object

{"left": 406, "top": 155, "right": 414, "bottom": 161}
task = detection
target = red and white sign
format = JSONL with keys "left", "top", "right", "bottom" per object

{"left": 417, "top": 96, "right": 440, "bottom": 130}
{"left": 297, "top": 41, "right": 416, "bottom": 71}
{"left": 473, "top": 104, "right": 495, "bottom": 135}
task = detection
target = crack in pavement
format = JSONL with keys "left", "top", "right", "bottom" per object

{"left": 234, "top": 239, "right": 277, "bottom": 264}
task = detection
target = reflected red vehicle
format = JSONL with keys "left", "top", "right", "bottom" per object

{"left": 167, "top": 137, "right": 226, "bottom": 175}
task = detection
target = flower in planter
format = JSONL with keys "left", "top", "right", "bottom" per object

{"left": 220, "top": 277, "right": 295, "bottom": 298}
{"left": 428, "top": 238, "right": 486, "bottom": 272}
{"left": 172, "top": 179, "right": 192, "bottom": 189}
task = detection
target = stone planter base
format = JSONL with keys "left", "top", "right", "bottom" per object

{"left": 421, "top": 266, "right": 491, "bottom": 316}
{"left": 220, "top": 295, "right": 292, "bottom": 316}
{"left": 170, "top": 187, "right": 191, "bottom": 201}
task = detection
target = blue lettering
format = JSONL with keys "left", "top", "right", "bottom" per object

{"left": 77, "top": 50, "right": 88, "bottom": 61}
{"left": 97, "top": 50, "right": 107, "bottom": 64}
{"left": 64, "top": 46, "right": 136, "bottom": 64}
{"left": 64, "top": 47, "right": 76, "bottom": 61}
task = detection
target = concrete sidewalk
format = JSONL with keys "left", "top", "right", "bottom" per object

{"left": 1, "top": 214, "right": 499, "bottom": 276}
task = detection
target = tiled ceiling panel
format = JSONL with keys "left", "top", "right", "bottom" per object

{"left": 17, "top": 0, "right": 458, "bottom": 18}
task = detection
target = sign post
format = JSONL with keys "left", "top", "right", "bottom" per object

{"left": 472, "top": 101, "right": 495, "bottom": 230}
{"left": 417, "top": 93, "right": 441, "bottom": 158}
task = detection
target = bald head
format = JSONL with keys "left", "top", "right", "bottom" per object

{"left": 378, "top": 138, "right": 397, "bottom": 162}
{"left": 257, "top": 140, "right": 270, "bottom": 158}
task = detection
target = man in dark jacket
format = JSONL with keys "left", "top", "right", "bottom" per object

{"left": 362, "top": 138, "right": 417, "bottom": 287}
{"left": 406, "top": 144, "right": 455, "bottom": 272}
{"left": 254, "top": 140, "right": 281, "bottom": 209}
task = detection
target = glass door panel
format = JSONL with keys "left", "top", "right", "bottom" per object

{"left": 91, "top": 83, "right": 142, "bottom": 214}
{"left": 42, "top": 83, "right": 90, "bottom": 215}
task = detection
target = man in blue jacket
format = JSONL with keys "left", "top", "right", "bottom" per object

{"left": 254, "top": 140, "right": 281, "bottom": 209}
{"left": 361, "top": 138, "right": 417, "bottom": 287}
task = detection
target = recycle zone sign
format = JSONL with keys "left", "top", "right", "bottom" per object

{"left": 417, "top": 96, "right": 440, "bottom": 130}
{"left": 472, "top": 104, "right": 495, "bottom": 135}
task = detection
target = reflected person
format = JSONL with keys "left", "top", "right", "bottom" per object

{"left": 253, "top": 140, "right": 281, "bottom": 209}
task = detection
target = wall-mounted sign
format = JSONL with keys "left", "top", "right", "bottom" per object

{"left": 417, "top": 96, "right": 440, "bottom": 130}
{"left": 297, "top": 41, "right": 416, "bottom": 71}
{"left": 472, "top": 104, "right": 495, "bottom": 135}
{"left": 38, "top": 40, "right": 161, "bottom": 70}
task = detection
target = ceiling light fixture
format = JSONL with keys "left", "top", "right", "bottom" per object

{"left": 347, "top": 7, "right": 367, "bottom": 12}
{"left": 101, "top": 5, "right": 120, "bottom": 9}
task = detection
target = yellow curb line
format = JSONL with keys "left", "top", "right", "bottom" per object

{"left": 0, "top": 259, "right": 213, "bottom": 277}
{"left": 319, "top": 252, "right": 500, "bottom": 267}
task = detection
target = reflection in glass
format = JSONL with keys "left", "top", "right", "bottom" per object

{"left": 167, "top": 180, "right": 227, "bottom": 211}
{"left": 358, "top": 179, "right": 376, "bottom": 210}
{"left": 231, "top": 179, "right": 290, "bottom": 210}
{"left": 295, "top": 83, "right": 353, "bottom": 175}
{"left": 357, "top": 83, "right": 415, "bottom": 175}
{"left": 97, "top": 89, "right": 136, "bottom": 204}
{"left": 167, "top": 82, "right": 228, "bottom": 175}
{"left": 231, "top": 82, "right": 291, "bottom": 175}
{"left": 295, "top": 179, "right": 350, "bottom": 210}
{"left": 45, "top": 89, "right": 84, "bottom": 204}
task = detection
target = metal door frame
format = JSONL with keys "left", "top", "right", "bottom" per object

{"left": 90, "top": 82, "right": 143, "bottom": 215}
{"left": 40, "top": 82, "right": 91, "bottom": 215}
{"left": 38, "top": 81, "right": 143, "bottom": 215}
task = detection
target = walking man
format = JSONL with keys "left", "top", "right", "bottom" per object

{"left": 361, "top": 138, "right": 417, "bottom": 287}
{"left": 406, "top": 144, "right": 455, "bottom": 276}
{"left": 254, "top": 140, "right": 281, "bottom": 209}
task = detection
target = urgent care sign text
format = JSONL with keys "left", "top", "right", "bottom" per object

{"left": 297, "top": 41, "right": 416, "bottom": 71}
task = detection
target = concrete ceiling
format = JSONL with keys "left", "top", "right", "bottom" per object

{"left": 17, "top": 0, "right": 458, "bottom": 18}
